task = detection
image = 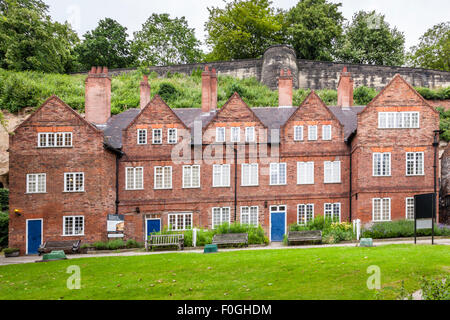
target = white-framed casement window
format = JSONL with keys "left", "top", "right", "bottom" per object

{"left": 406, "top": 152, "right": 424, "bottom": 176}
{"left": 63, "top": 216, "right": 84, "bottom": 236}
{"left": 324, "top": 203, "right": 341, "bottom": 222}
{"left": 137, "top": 129, "right": 147, "bottom": 145}
{"left": 38, "top": 132, "right": 72, "bottom": 148}
{"left": 245, "top": 127, "right": 255, "bottom": 143}
{"left": 297, "top": 162, "right": 314, "bottom": 185}
{"left": 152, "top": 129, "right": 162, "bottom": 144}
{"left": 294, "top": 126, "right": 304, "bottom": 141}
{"left": 270, "top": 163, "right": 287, "bottom": 185}
{"left": 406, "top": 197, "right": 415, "bottom": 220}
{"left": 212, "top": 207, "right": 230, "bottom": 229}
{"left": 26, "top": 173, "right": 46, "bottom": 193}
{"left": 372, "top": 198, "right": 391, "bottom": 222}
{"left": 241, "top": 206, "right": 259, "bottom": 226}
{"left": 126, "top": 167, "right": 144, "bottom": 190}
{"left": 322, "top": 125, "right": 332, "bottom": 140}
{"left": 154, "top": 166, "right": 172, "bottom": 189}
{"left": 324, "top": 161, "right": 341, "bottom": 183}
{"left": 308, "top": 125, "right": 318, "bottom": 141}
{"left": 231, "top": 127, "right": 240, "bottom": 143}
{"left": 297, "top": 204, "right": 314, "bottom": 225}
{"left": 373, "top": 153, "right": 391, "bottom": 176}
{"left": 378, "top": 112, "right": 420, "bottom": 129}
{"left": 168, "top": 128, "right": 177, "bottom": 144}
{"left": 216, "top": 127, "right": 225, "bottom": 143}
{"left": 64, "top": 172, "right": 84, "bottom": 192}
{"left": 183, "top": 165, "right": 200, "bottom": 188}
{"left": 241, "top": 163, "right": 258, "bottom": 186}
{"left": 213, "top": 164, "right": 230, "bottom": 187}
{"left": 168, "top": 213, "right": 192, "bottom": 231}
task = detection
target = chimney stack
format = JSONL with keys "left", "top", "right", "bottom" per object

{"left": 201, "top": 66, "right": 217, "bottom": 113}
{"left": 85, "top": 66, "right": 111, "bottom": 125}
{"left": 337, "top": 67, "right": 354, "bottom": 109}
{"left": 140, "top": 75, "right": 151, "bottom": 110}
{"left": 278, "top": 69, "right": 293, "bottom": 107}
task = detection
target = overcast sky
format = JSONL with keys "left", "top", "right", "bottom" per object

{"left": 44, "top": 0, "right": 450, "bottom": 50}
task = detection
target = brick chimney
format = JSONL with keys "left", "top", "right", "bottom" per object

{"left": 337, "top": 67, "right": 354, "bottom": 109}
{"left": 201, "top": 66, "right": 217, "bottom": 113}
{"left": 140, "top": 75, "right": 151, "bottom": 110}
{"left": 85, "top": 66, "right": 111, "bottom": 125}
{"left": 278, "top": 69, "right": 293, "bottom": 107}
{"left": 210, "top": 68, "right": 217, "bottom": 113}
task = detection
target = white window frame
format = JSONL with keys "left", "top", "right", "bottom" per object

{"left": 373, "top": 153, "right": 391, "bottom": 177}
{"left": 245, "top": 127, "right": 255, "bottom": 143}
{"left": 182, "top": 165, "right": 201, "bottom": 188}
{"left": 270, "top": 163, "right": 287, "bottom": 185}
{"left": 322, "top": 125, "right": 332, "bottom": 141}
{"left": 241, "top": 163, "right": 259, "bottom": 186}
{"left": 38, "top": 132, "right": 73, "bottom": 148}
{"left": 294, "top": 126, "right": 304, "bottom": 141}
{"left": 168, "top": 128, "right": 177, "bottom": 144}
{"left": 212, "top": 207, "right": 231, "bottom": 229}
{"left": 297, "top": 204, "right": 314, "bottom": 225}
{"left": 213, "top": 164, "right": 230, "bottom": 187}
{"left": 297, "top": 162, "right": 314, "bottom": 185}
{"left": 152, "top": 129, "right": 162, "bottom": 145}
{"left": 26, "top": 173, "right": 46, "bottom": 194}
{"left": 324, "top": 161, "right": 341, "bottom": 184}
{"left": 63, "top": 216, "right": 84, "bottom": 236}
{"left": 240, "top": 206, "right": 259, "bottom": 227}
{"left": 137, "top": 129, "right": 147, "bottom": 145}
{"left": 168, "top": 213, "right": 193, "bottom": 231}
{"left": 406, "top": 197, "right": 415, "bottom": 220}
{"left": 125, "top": 167, "right": 144, "bottom": 190}
{"left": 406, "top": 152, "right": 424, "bottom": 176}
{"left": 231, "top": 127, "right": 240, "bottom": 143}
{"left": 216, "top": 127, "right": 225, "bottom": 143}
{"left": 324, "top": 203, "right": 341, "bottom": 222}
{"left": 154, "top": 166, "right": 172, "bottom": 190}
{"left": 64, "top": 172, "right": 85, "bottom": 193}
{"left": 308, "top": 125, "right": 317, "bottom": 141}
{"left": 378, "top": 112, "right": 420, "bottom": 129}
{"left": 372, "top": 198, "right": 391, "bottom": 222}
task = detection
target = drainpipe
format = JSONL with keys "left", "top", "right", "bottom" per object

{"left": 234, "top": 147, "right": 238, "bottom": 222}
{"left": 104, "top": 143, "right": 124, "bottom": 215}
{"left": 349, "top": 148, "right": 352, "bottom": 222}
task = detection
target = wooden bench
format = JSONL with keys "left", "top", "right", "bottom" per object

{"left": 146, "top": 234, "right": 184, "bottom": 251}
{"left": 38, "top": 240, "right": 81, "bottom": 255}
{"left": 212, "top": 233, "right": 248, "bottom": 247}
{"left": 287, "top": 230, "right": 322, "bottom": 245}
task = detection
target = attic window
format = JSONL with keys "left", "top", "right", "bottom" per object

{"left": 38, "top": 132, "right": 72, "bottom": 148}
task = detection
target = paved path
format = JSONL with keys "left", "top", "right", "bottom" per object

{"left": 1, "top": 238, "right": 449, "bottom": 266}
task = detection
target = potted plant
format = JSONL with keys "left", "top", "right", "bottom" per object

{"left": 3, "top": 248, "right": 20, "bottom": 258}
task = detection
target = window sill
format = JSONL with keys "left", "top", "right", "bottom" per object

{"left": 324, "top": 182, "right": 342, "bottom": 184}
{"left": 213, "top": 185, "right": 231, "bottom": 188}
{"left": 406, "top": 174, "right": 425, "bottom": 177}
{"left": 37, "top": 146, "right": 73, "bottom": 149}
{"left": 297, "top": 183, "right": 315, "bottom": 185}
{"left": 62, "top": 234, "right": 85, "bottom": 237}
{"left": 241, "top": 185, "right": 259, "bottom": 187}
{"left": 269, "top": 184, "right": 288, "bottom": 186}
{"left": 25, "top": 192, "right": 47, "bottom": 195}
{"left": 182, "top": 187, "right": 201, "bottom": 189}
{"left": 63, "top": 191, "right": 85, "bottom": 193}
{"left": 154, "top": 188, "right": 173, "bottom": 190}
{"left": 125, "top": 189, "right": 145, "bottom": 191}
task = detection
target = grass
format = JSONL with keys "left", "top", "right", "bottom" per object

{"left": 0, "top": 244, "right": 448, "bottom": 300}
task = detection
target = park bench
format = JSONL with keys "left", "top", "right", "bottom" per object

{"left": 38, "top": 240, "right": 81, "bottom": 255}
{"left": 146, "top": 234, "right": 184, "bottom": 251}
{"left": 287, "top": 230, "right": 322, "bottom": 245}
{"left": 212, "top": 233, "right": 248, "bottom": 247}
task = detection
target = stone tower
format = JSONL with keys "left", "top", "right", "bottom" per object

{"left": 261, "top": 45, "right": 299, "bottom": 90}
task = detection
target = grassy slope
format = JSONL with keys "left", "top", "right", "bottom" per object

{"left": 0, "top": 244, "right": 448, "bottom": 300}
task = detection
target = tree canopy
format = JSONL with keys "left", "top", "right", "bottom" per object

{"left": 132, "top": 13, "right": 203, "bottom": 66}
{"left": 407, "top": 22, "right": 450, "bottom": 71}
{"left": 334, "top": 10, "right": 405, "bottom": 66}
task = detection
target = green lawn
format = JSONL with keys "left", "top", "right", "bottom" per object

{"left": 0, "top": 244, "right": 449, "bottom": 300}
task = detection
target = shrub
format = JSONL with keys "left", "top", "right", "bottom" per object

{"left": 3, "top": 248, "right": 19, "bottom": 254}
{"left": 354, "top": 86, "right": 378, "bottom": 105}
{"left": 361, "top": 220, "right": 450, "bottom": 239}
{"left": 289, "top": 216, "right": 355, "bottom": 244}
{"left": 420, "top": 276, "right": 449, "bottom": 300}
{"left": 156, "top": 82, "right": 179, "bottom": 102}
{"left": 125, "top": 239, "right": 143, "bottom": 249}
{"left": 93, "top": 240, "right": 126, "bottom": 250}
{"left": 0, "top": 189, "right": 9, "bottom": 211}
{"left": 0, "top": 212, "right": 8, "bottom": 250}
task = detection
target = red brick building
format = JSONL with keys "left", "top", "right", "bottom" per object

{"left": 8, "top": 66, "right": 440, "bottom": 254}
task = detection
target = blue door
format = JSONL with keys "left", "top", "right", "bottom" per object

{"left": 27, "top": 220, "right": 42, "bottom": 254}
{"left": 271, "top": 206, "right": 286, "bottom": 242}
{"left": 146, "top": 219, "right": 161, "bottom": 237}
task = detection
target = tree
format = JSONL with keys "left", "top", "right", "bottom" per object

{"left": 0, "top": 0, "right": 79, "bottom": 73}
{"left": 334, "top": 11, "right": 405, "bottom": 66}
{"left": 285, "top": 0, "right": 344, "bottom": 61}
{"left": 407, "top": 22, "right": 450, "bottom": 71}
{"left": 204, "top": 0, "right": 285, "bottom": 61}
{"left": 76, "top": 18, "right": 135, "bottom": 70}
{"left": 132, "top": 13, "right": 203, "bottom": 66}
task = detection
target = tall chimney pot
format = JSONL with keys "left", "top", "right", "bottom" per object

{"left": 85, "top": 66, "right": 111, "bottom": 125}
{"left": 278, "top": 68, "right": 293, "bottom": 107}
{"left": 337, "top": 67, "right": 354, "bottom": 109}
{"left": 140, "top": 75, "right": 151, "bottom": 110}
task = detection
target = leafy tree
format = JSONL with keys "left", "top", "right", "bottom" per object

{"left": 0, "top": 0, "right": 79, "bottom": 73}
{"left": 285, "top": 0, "right": 344, "bottom": 61}
{"left": 407, "top": 22, "right": 450, "bottom": 71}
{"left": 334, "top": 11, "right": 405, "bottom": 66}
{"left": 204, "top": 0, "right": 285, "bottom": 61}
{"left": 75, "top": 18, "right": 135, "bottom": 70}
{"left": 132, "top": 13, "right": 203, "bottom": 66}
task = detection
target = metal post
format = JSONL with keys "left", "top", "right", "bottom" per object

{"left": 432, "top": 130, "right": 440, "bottom": 245}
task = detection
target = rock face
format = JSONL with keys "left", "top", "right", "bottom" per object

{"left": 261, "top": 45, "right": 299, "bottom": 89}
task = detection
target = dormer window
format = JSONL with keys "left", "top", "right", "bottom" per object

{"left": 152, "top": 129, "right": 162, "bottom": 144}
{"left": 38, "top": 132, "right": 72, "bottom": 148}
{"left": 231, "top": 127, "right": 240, "bottom": 143}
{"left": 137, "top": 129, "right": 147, "bottom": 145}
{"left": 216, "top": 127, "right": 225, "bottom": 143}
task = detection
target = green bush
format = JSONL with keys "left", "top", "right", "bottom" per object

{"left": 420, "top": 276, "right": 449, "bottom": 300}
{"left": 3, "top": 248, "right": 19, "bottom": 254}
{"left": 0, "top": 189, "right": 9, "bottom": 211}
{"left": 0, "top": 212, "right": 8, "bottom": 250}
{"left": 354, "top": 86, "right": 378, "bottom": 105}
{"left": 125, "top": 239, "right": 143, "bottom": 249}
{"left": 156, "top": 82, "right": 179, "bottom": 102}
{"left": 361, "top": 220, "right": 450, "bottom": 239}
{"left": 93, "top": 239, "right": 127, "bottom": 250}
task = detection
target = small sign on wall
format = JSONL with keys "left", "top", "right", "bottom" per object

{"left": 107, "top": 214, "right": 124, "bottom": 238}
